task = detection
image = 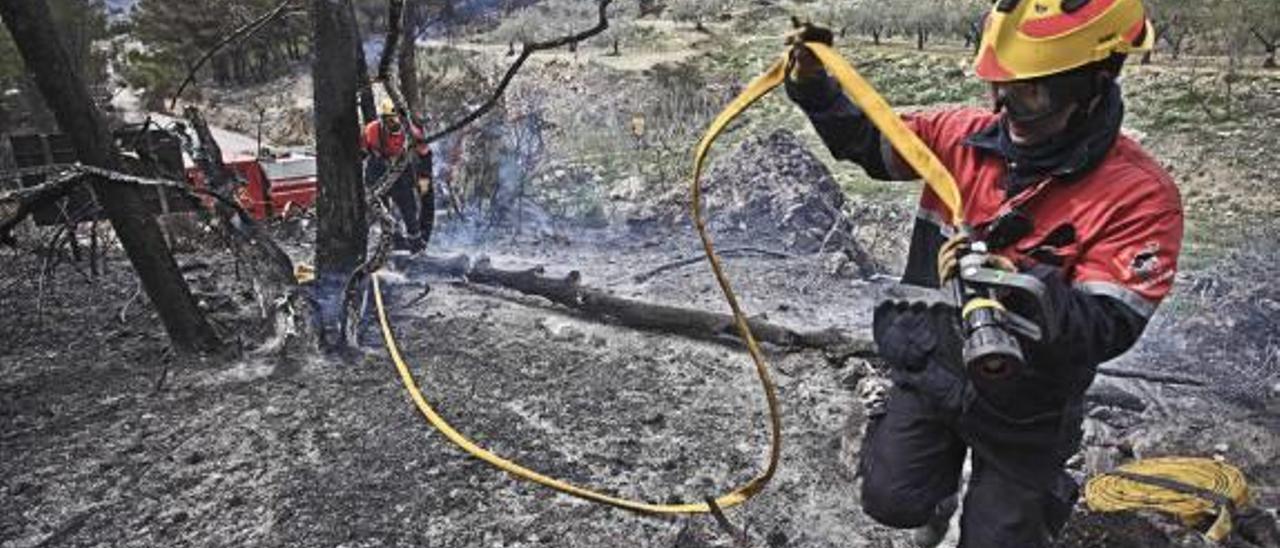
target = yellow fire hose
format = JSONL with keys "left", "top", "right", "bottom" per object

{"left": 1086, "top": 457, "right": 1252, "bottom": 542}
{"left": 370, "top": 41, "right": 965, "bottom": 515}
{"left": 369, "top": 42, "right": 964, "bottom": 514}
{"left": 370, "top": 40, "right": 1257, "bottom": 539}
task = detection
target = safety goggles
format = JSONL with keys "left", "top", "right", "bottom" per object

{"left": 992, "top": 80, "right": 1064, "bottom": 124}
{"left": 991, "top": 68, "right": 1099, "bottom": 124}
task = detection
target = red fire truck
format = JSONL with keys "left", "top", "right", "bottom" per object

{"left": 10, "top": 128, "right": 318, "bottom": 225}
{"left": 185, "top": 153, "right": 318, "bottom": 221}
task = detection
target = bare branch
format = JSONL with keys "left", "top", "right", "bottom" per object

{"left": 376, "top": 0, "right": 406, "bottom": 83}
{"left": 631, "top": 247, "right": 796, "bottom": 284}
{"left": 0, "top": 164, "right": 273, "bottom": 253}
{"left": 705, "top": 497, "right": 756, "bottom": 548}
{"left": 420, "top": 0, "right": 613, "bottom": 145}
{"left": 0, "top": 168, "right": 89, "bottom": 242}
{"left": 1251, "top": 27, "right": 1276, "bottom": 50}
{"left": 168, "top": 0, "right": 300, "bottom": 111}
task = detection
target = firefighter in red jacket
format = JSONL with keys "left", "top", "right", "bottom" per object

{"left": 786, "top": 1, "right": 1181, "bottom": 546}
{"left": 364, "top": 98, "right": 434, "bottom": 252}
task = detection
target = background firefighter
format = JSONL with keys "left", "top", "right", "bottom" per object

{"left": 785, "top": 1, "right": 1182, "bottom": 546}
{"left": 363, "top": 97, "right": 434, "bottom": 253}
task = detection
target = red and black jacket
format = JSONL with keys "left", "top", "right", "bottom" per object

{"left": 363, "top": 118, "right": 431, "bottom": 162}
{"left": 788, "top": 76, "right": 1183, "bottom": 386}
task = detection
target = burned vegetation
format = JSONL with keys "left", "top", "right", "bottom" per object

{"left": 3, "top": 1, "right": 1280, "bottom": 547}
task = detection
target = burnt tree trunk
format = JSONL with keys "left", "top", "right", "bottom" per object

{"left": 347, "top": 0, "right": 377, "bottom": 124}
{"left": 312, "top": 0, "right": 368, "bottom": 349}
{"left": 399, "top": 0, "right": 423, "bottom": 114}
{"left": 185, "top": 106, "right": 312, "bottom": 357}
{"left": 0, "top": 0, "right": 222, "bottom": 354}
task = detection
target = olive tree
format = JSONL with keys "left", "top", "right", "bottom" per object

{"left": 668, "top": 0, "right": 737, "bottom": 32}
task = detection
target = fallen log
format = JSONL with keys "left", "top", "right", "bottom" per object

{"left": 394, "top": 254, "right": 1212, "bottom": 387}
{"left": 401, "top": 254, "right": 876, "bottom": 355}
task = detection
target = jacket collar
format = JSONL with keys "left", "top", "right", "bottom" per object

{"left": 962, "top": 82, "right": 1125, "bottom": 197}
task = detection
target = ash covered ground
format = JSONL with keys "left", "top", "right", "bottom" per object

{"left": 3, "top": 132, "right": 1279, "bottom": 548}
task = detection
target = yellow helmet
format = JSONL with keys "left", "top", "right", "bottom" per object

{"left": 974, "top": 0, "right": 1156, "bottom": 82}
{"left": 378, "top": 98, "right": 397, "bottom": 117}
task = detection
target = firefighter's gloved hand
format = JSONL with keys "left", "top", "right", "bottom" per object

{"left": 784, "top": 21, "right": 833, "bottom": 80}
{"left": 784, "top": 22, "right": 833, "bottom": 81}
{"left": 783, "top": 23, "right": 848, "bottom": 113}
{"left": 874, "top": 302, "right": 938, "bottom": 372}
{"left": 936, "top": 233, "right": 1017, "bottom": 286}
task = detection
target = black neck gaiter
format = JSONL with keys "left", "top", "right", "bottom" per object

{"left": 978, "top": 81, "right": 1126, "bottom": 196}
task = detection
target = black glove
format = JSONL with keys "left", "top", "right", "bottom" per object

{"left": 873, "top": 302, "right": 938, "bottom": 372}
{"left": 785, "top": 20, "right": 834, "bottom": 47}
{"left": 785, "top": 22, "right": 833, "bottom": 81}
{"left": 783, "top": 23, "right": 843, "bottom": 112}
{"left": 873, "top": 287, "right": 963, "bottom": 373}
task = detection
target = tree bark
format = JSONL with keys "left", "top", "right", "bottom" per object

{"left": 399, "top": 0, "right": 423, "bottom": 114}
{"left": 0, "top": 0, "right": 221, "bottom": 354}
{"left": 347, "top": 0, "right": 377, "bottom": 124}
{"left": 311, "top": 0, "right": 368, "bottom": 348}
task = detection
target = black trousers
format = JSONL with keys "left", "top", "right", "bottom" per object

{"left": 858, "top": 367, "right": 1084, "bottom": 547}
{"left": 366, "top": 157, "right": 422, "bottom": 241}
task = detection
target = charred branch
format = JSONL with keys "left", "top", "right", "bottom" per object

{"left": 631, "top": 247, "right": 796, "bottom": 284}
{"left": 420, "top": 0, "right": 613, "bottom": 146}
{"left": 0, "top": 168, "right": 89, "bottom": 244}
{"left": 0, "top": 161, "right": 310, "bottom": 356}
{"left": 403, "top": 254, "right": 867, "bottom": 353}
{"left": 1090, "top": 366, "right": 1207, "bottom": 387}
{"left": 397, "top": 254, "right": 1212, "bottom": 387}
{"left": 1251, "top": 27, "right": 1278, "bottom": 68}
{"left": 376, "top": 0, "right": 406, "bottom": 84}
{"left": 181, "top": 107, "right": 298, "bottom": 295}
{"left": 182, "top": 107, "right": 234, "bottom": 193}
{"left": 399, "top": 1, "right": 424, "bottom": 114}
{"left": 705, "top": 497, "right": 756, "bottom": 548}
{"left": 169, "top": 0, "right": 301, "bottom": 111}
{"left": 2, "top": 0, "right": 221, "bottom": 354}
{"left": 339, "top": 0, "right": 427, "bottom": 348}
